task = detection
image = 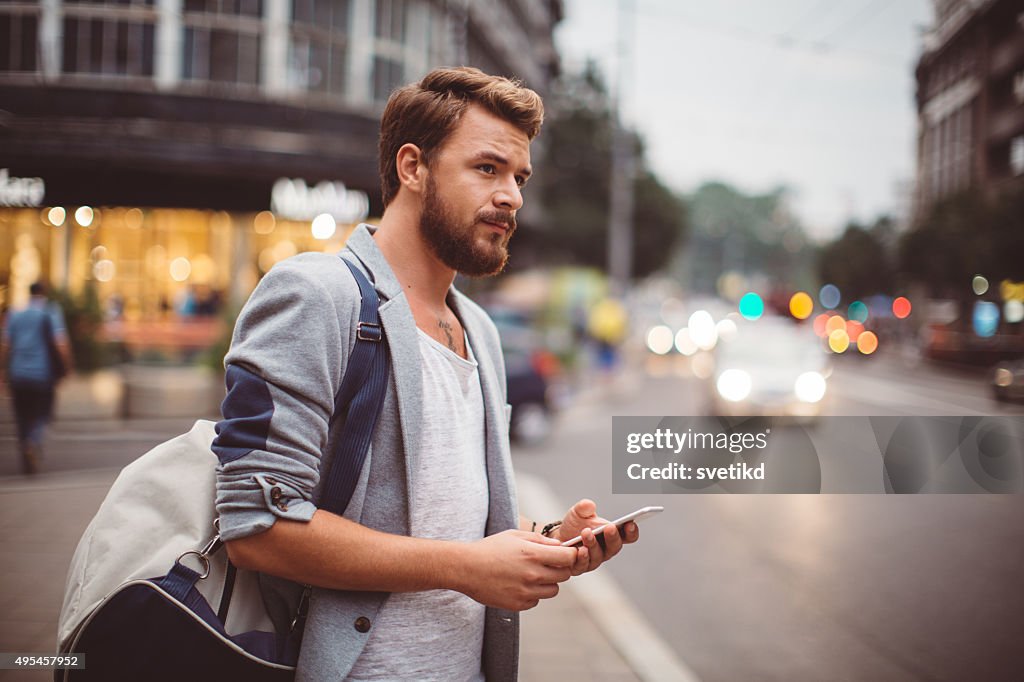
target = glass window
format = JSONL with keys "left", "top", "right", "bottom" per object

{"left": 182, "top": 0, "right": 262, "bottom": 87}
{"left": 372, "top": 55, "right": 403, "bottom": 103}
{"left": 0, "top": 13, "right": 39, "bottom": 73}
{"left": 374, "top": 0, "right": 406, "bottom": 41}
{"left": 290, "top": 0, "right": 348, "bottom": 96}
{"left": 62, "top": 17, "right": 155, "bottom": 77}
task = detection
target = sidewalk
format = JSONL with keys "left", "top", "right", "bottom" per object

{"left": 0, "top": 467, "right": 645, "bottom": 682}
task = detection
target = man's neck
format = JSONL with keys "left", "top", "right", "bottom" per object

{"left": 373, "top": 205, "right": 456, "bottom": 312}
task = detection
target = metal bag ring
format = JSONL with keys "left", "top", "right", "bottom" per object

{"left": 176, "top": 550, "right": 212, "bottom": 580}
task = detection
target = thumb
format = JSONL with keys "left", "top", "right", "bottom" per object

{"left": 569, "top": 499, "right": 597, "bottom": 522}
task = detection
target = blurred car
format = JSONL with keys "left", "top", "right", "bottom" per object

{"left": 992, "top": 359, "right": 1024, "bottom": 403}
{"left": 708, "top": 318, "right": 831, "bottom": 420}
{"left": 489, "top": 308, "right": 569, "bottom": 445}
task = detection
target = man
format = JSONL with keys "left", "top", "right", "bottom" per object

{"left": 213, "top": 67, "right": 639, "bottom": 681}
{"left": 1, "top": 281, "right": 72, "bottom": 474}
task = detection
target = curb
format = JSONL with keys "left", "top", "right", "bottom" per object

{"left": 516, "top": 472, "right": 701, "bottom": 682}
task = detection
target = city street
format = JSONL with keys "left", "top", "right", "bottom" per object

{"left": 514, "top": 350, "right": 1024, "bottom": 681}
{"left": 1, "top": 349, "right": 1023, "bottom": 680}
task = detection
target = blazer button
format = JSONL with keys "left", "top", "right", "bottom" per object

{"left": 354, "top": 616, "right": 372, "bottom": 633}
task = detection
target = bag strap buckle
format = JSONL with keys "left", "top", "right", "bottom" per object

{"left": 356, "top": 322, "right": 382, "bottom": 342}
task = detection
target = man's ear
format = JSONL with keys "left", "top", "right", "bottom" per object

{"left": 395, "top": 143, "right": 428, "bottom": 195}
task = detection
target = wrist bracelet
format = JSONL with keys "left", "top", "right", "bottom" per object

{"left": 540, "top": 520, "right": 562, "bottom": 538}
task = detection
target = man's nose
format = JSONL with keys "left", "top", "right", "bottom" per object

{"left": 493, "top": 178, "right": 523, "bottom": 211}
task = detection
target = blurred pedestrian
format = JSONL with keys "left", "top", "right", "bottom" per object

{"left": 587, "top": 296, "right": 628, "bottom": 377}
{"left": 1, "top": 282, "right": 73, "bottom": 474}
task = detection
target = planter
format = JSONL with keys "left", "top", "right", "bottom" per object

{"left": 122, "top": 364, "right": 224, "bottom": 419}
{"left": 55, "top": 369, "right": 125, "bottom": 420}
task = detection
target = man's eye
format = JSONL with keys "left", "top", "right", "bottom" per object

{"left": 515, "top": 176, "right": 527, "bottom": 188}
{"left": 479, "top": 164, "right": 496, "bottom": 174}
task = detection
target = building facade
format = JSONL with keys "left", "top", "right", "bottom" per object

{"left": 0, "top": 0, "right": 562, "bottom": 330}
{"left": 913, "top": 0, "right": 1024, "bottom": 219}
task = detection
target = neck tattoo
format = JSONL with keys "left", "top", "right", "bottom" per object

{"left": 438, "top": 319, "right": 458, "bottom": 353}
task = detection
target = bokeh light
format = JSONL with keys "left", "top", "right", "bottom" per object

{"left": 311, "top": 213, "right": 337, "bottom": 240}
{"left": 674, "top": 328, "right": 698, "bottom": 356}
{"left": 688, "top": 310, "right": 718, "bottom": 350}
{"left": 893, "top": 297, "right": 912, "bottom": 319}
{"left": 819, "top": 284, "right": 841, "bottom": 309}
{"left": 828, "top": 329, "right": 850, "bottom": 353}
{"left": 1005, "top": 300, "right": 1024, "bottom": 324}
{"left": 739, "top": 292, "right": 764, "bottom": 320}
{"left": 717, "top": 369, "right": 752, "bottom": 402}
{"left": 75, "top": 206, "right": 94, "bottom": 227}
{"left": 93, "top": 260, "right": 115, "bottom": 282}
{"left": 789, "top": 292, "right": 813, "bottom": 320}
{"left": 169, "top": 257, "right": 192, "bottom": 282}
{"left": 972, "top": 275, "right": 989, "bottom": 295}
{"left": 47, "top": 207, "right": 66, "bottom": 227}
{"left": 794, "top": 372, "right": 827, "bottom": 403}
{"left": 715, "top": 318, "right": 738, "bottom": 342}
{"left": 857, "top": 331, "right": 879, "bottom": 355}
{"left": 813, "top": 313, "right": 830, "bottom": 337}
{"left": 646, "top": 326, "right": 674, "bottom": 355}
{"left": 846, "top": 320, "right": 865, "bottom": 339}
{"left": 253, "top": 211, "right": 276, "bottom": 235}
{"left": 973, "top": 301, "right": 999, "bottom": 338}
{"left": 125, "top": 207, "right": 144, "bottom": 229}
{"left": 825, "top": 315, "right": 846, "bottom": 335}
{"left": 848, "top": 300, "right": 868, "bottom": 323}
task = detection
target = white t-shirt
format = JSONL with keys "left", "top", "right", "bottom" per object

{"left": 346, "top": 329, "right": 489, "bottom": 682}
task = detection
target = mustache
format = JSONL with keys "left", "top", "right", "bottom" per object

{"left": 478, "top": 210, "right": 516, "bottom": 231}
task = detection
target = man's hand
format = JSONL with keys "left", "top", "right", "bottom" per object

{"left": 556, "top": 499, "right": 640, "bottom": 576}
{"left": 456, "top": 530, "right": 576, "bottom": 611}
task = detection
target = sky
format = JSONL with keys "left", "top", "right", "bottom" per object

{"left": 555, "top": 0, "right": 934, "bottom": 241}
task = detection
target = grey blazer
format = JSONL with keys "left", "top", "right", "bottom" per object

{"left": 213, "top": 224, "right": 520, "bottom": 681}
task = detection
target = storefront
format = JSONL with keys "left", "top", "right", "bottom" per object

{"left": 1, "top": 166, "right": 373, "bottom": 354}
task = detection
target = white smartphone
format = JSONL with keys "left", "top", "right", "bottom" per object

{"left": 560, "top": 505, "right": 664, "bottom": 547}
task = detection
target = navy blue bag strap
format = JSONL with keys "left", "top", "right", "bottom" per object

{"left": 319, "top": 256, "right": 390, "bottom": 515}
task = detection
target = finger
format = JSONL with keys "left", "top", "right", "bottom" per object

{"left": 535, "top": 544, "right": 577, "bottom": 568}
{"left": 570, "top": 498, "right": 597, "bottom": 523}
{"left": 601, "top": 523, "right": 624, "bottom": 560}
{"left": 583, "top": 528, "right": 606, "bottom": 566}
{"left": 622, "top": 521, "right": 640, "bottom": 544}
{"left": 533, "top": 563, "right": 572, "bottom": 584}
{"left": 572, "top": 546, "right": 589, "bottom": 576}
{"left": 536, "top": 583, "right": 560, "bottom": 600}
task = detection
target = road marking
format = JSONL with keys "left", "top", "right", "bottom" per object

{"left": 516, "top": 472, "right": 701, "bottom": 682}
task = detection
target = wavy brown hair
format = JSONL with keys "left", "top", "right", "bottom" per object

{"left": 378, "top": 66, "right": 544, "bottom": 207}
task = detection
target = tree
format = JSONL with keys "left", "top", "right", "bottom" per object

{"left": 681, "top": 181, "right": 814, "bottom": 295}
{"left": 898, "top": 186, "right": 1024, "bottom": 299}
{"left": 513, "top": 64, "right": 688, "bottom": 279}
{"left": 818, "top": 219, "right": 894, "bottom": 301}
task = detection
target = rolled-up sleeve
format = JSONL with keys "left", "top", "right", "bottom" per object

{"left": 213, "top": 257, "right": 352, "bottom": 541}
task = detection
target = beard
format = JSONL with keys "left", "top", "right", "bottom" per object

{"left": 418, "top": 175, "right": 517, "bottom": 277}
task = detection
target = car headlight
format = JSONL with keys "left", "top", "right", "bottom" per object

{"left": 794, "top": 371, "right": 827, "bottom": 403}
{"left": 717, "top": 369, "right": 752, "bottom": 402}
{"left": 995, "top": 368, "right": 1014, "bottom": 387}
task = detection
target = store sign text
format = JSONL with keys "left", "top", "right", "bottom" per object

{"left": 271, "top": 178, "right": 369, "bottom": 223}
{"left": 0, "top": 169, "right": 45, "bottom": 207}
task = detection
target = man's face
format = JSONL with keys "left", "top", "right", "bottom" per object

{"left": 418, "top": 104, "right": 532, "bottom": 277}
